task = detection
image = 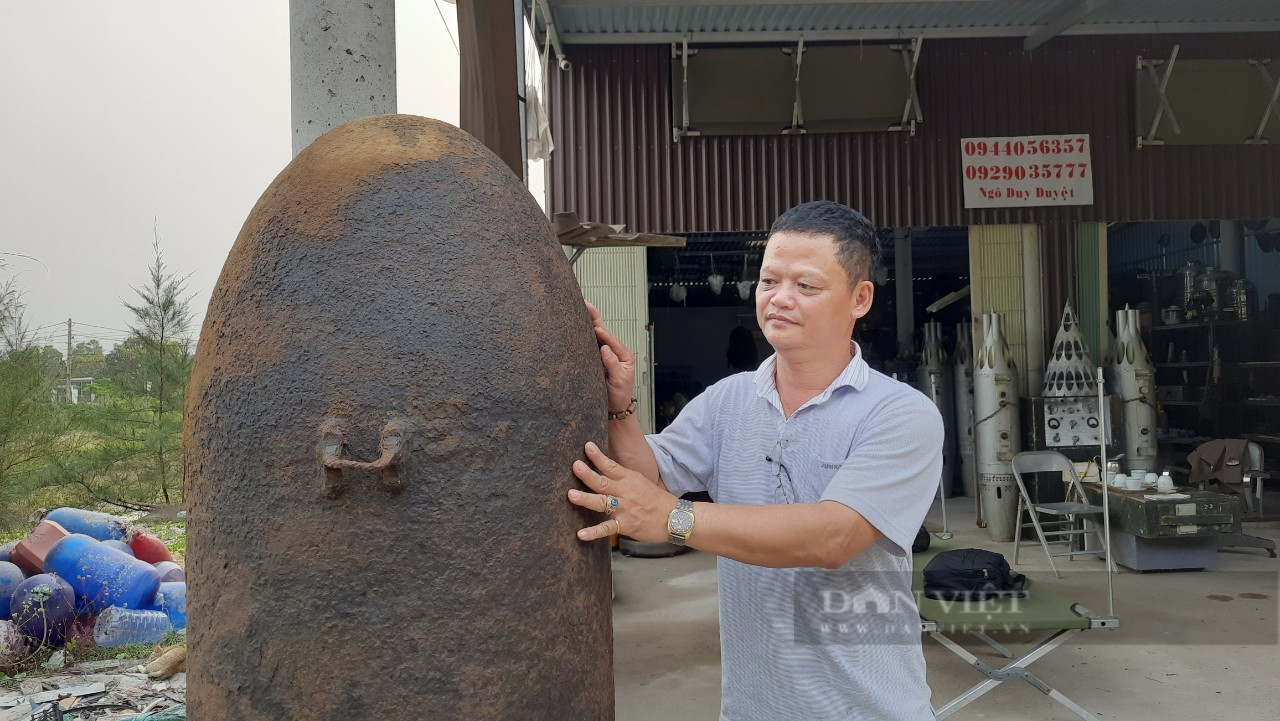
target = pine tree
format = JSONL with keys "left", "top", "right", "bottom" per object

{"left": 120, "top": 235, "right": 194, "bottom": 504}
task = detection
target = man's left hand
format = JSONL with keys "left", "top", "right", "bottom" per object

{"left": 568, "top": 441, "right": 675, "bottom": 543}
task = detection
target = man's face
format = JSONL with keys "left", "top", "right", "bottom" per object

{"left": 755, "top": 231, "right": 874, "bottom": 355}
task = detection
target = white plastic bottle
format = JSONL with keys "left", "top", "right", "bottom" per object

{"left": 92, "top": 606, "right": 171, "bottom": 647}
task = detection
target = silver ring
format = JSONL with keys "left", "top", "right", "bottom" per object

{"left": 603, "top": 495, "right": 620, "bottom": 515}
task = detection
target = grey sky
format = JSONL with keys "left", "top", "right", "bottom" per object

{"left": 2, "top": 1, "right": 462, "bottom": 352}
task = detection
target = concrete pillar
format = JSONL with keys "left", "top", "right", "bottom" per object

{"left": 290, "top": 0, "right": 397, "bottom": 157}
{"left": 1218, "top": 220, "right": 1244, "bottom": 277}
{"left": 894, "top": 228, "right": 914, "bottom": 357}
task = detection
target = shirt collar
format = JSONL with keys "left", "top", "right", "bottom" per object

{"left": 753, "top": 342, "right": 870, "bottom": 405}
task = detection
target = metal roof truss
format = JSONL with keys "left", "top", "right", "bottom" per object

{"left": 889, "top": 35, "right": 923, "bottom": 135}
{"left": 1247, "top": 59, "right": 1280, "bottom": 144}
{"left": 670, "top": 34, "right": 924, "bottom": 141}
{"left": 1136, "top": 45, "right": 1181, "bottom": 149}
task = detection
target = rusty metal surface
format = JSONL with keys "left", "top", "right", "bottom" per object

{"left": 548, "top": 34, "right": 1280, "bottom": 233}
{"left": 185, "top": 115, "right": 612, "bottom": 720}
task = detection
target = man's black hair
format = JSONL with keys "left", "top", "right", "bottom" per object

{"left": 768, "top": 201, "right": 881, "bottom": 286}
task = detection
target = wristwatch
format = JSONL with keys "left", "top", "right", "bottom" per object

{"left": 667, "top": 499, "right": 695, "bottom": 545}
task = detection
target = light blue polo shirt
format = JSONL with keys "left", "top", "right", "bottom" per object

{"left": 646, "top": 344, "right": 943, "bottom": 721}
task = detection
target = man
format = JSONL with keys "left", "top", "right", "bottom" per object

{"left": 568, "top": 201, "right": 943, "bottom": 720}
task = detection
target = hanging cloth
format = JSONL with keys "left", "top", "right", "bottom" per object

{"left": 524, "top": 23, "right": 555, "bottom": 161}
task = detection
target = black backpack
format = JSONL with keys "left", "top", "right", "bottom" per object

{"left": 922, "top": 548, "right": 1028, "bottom": 601}
{"left": 912, "top": 526, "right": 931, "bottom": 553}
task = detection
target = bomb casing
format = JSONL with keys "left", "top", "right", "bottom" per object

{"left": 1113, "top": 307, "right": 1157, "bottom": 473}
{"left": 974, "top": 312, "right": 1021, "bottom": 541}
{"left": 184, "top": 115, "right": 613, "bottom": 720}
{"left": 918, "top": 322, "right": 956, "bottom": 495}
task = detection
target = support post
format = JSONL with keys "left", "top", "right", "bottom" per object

{"left": 895, "top": 229, "right": 915, "bottom": 358}
{"left": 1022, "top": 226, "right": 1044, "bottom": 396}
{"left": 1219, "top": 220, "right": 1243, "bottom": 277}
{"left": 66, "top": 318, "right": 73, "bottom": 404}
{"left": 290, "top": 0, "right": 397, "bottom": 157}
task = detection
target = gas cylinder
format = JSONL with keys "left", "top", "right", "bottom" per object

{"left": 185, "top": 115, "right": 612, "bottom": 720}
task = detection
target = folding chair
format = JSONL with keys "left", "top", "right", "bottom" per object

{"left": 916, "top": 538, "right": 1121, "bottom": 721}
{"left": 1011, "top": 451, "right": 1108, "bottom": 578}
{"left": 1183, "top": 439, "right": 1268, "bottom": 519}
{"left": 1169, "top": 439, "right": 1276, "bottom": 557}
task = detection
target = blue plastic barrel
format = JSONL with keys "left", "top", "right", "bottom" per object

{"left": 0, "top": 540, "right": 17, "bottom": 564}
{"left": 148, "top": 581, "right": 187, "bottom": 630}
{"left": 43, "top": 508, "right": 128, "bottom": 541}
{"left": 153, "top": 561, "right": 185, "bottom": 583}
{"left": 102, "top": 540, "right": 135, "bottom": 556}
{"left": 10, "top": 574, "right": 75, "bottom": 645}
{"left": 43, "top": 534, "right": 161, "bottom": 613}
{"left": 0, "top": 562, "right": 25, "bottom": 620}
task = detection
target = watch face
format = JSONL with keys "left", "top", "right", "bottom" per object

{"left": 670, "top": 512, "right": 694, "bottom": 535}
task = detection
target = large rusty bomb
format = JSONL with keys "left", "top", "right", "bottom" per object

{"left": 184, "top": 115, "right": 612, "bottom": 720}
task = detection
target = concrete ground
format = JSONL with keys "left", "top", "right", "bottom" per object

{"left": 611, "top": 496, "right": 1280, "bottom": 720}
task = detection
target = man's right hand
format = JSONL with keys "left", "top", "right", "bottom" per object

{"left": 586, "top": 301, "right": 637, "bottom": 414}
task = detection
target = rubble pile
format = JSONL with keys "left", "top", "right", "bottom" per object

{"left": 0, "top": 657, "right": 185, "bottom": 720}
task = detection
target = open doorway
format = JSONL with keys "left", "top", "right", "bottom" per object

{"left": 1106, "top": 218, "right": 1280, "bottom": 468}
{"left": 878, "top": 226, "right": 972, "bottom": 380}
{"left": 644, "top": 227, "right": 972, "bottom": 430}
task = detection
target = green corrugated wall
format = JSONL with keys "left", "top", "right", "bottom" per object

{"left": 1075, "top": 222, "right": 1108, "bottom": 362}
{"left": 969, "top": 225, "right": 1030, "bottom": 379}
{"left": 573, "top": 247, "right": 655, "bottom": 434}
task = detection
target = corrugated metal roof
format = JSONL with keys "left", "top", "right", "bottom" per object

{"left": 553, "top": 1, "right": 1054, "bottom": 35}
{"left": 1092, "top": 0, "right": 1280, "bottom": 25}
{"left": 538, "top": 1, "right": 1280, "bottom": 43}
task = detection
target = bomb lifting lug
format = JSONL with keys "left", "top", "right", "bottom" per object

{"left": 318, "top": 417, "right": 411, "bottom": 498}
